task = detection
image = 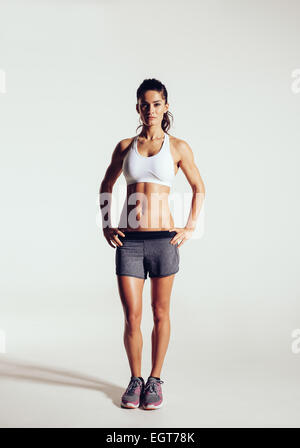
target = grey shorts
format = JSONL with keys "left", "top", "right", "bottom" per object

{"left": 115, "top": 231, "right": 180, "bottom": 280}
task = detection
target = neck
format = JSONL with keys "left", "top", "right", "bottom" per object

{"left": 139, "top": 126, "right": 165, "bottom": 140}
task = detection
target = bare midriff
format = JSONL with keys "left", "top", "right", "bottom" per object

{"left": 118, "top": 182, "right": 174, "bottom": 232}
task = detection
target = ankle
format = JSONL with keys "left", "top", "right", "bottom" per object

{"left": 131, "top": 375, "right": 144, "bottom": 381}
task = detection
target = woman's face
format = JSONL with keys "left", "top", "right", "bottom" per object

{"left": 137, "top": 90, "right": 169, "bottom": 127}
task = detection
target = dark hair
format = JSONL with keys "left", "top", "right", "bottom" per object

{"left": 136, "top": 78, "right": 174, "bottom": 134}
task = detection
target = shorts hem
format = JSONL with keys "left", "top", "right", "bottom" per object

{"left": 149, "top": 268, "right": 179, "bottom": 278}
{"left": 116, "top": 272, "right": 146, "bottom": 280}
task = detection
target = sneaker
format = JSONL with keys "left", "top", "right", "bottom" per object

{"left": 121, "top": 376, "right": 144, "bottom": 409}
{"left": 142, "top": 377, "right": 164, "bottom": 410}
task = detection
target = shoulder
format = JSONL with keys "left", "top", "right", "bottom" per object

{"left": 111, "top": 136, "right": 136, "bottom": 159}
{"left": 119, "top": 136, "right": 136, "bottom": 151}
{"left": 168, "top": 134, "right": 194, "bottom": 162}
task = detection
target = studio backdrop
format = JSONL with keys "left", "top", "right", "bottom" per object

{"left": 0, "top": 0, "right": 299, "bottom": 428}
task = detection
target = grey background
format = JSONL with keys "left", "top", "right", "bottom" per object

{"left": 0, "top": 0, "right": 300, "bottom": 427}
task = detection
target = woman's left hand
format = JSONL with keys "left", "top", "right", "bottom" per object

{"left": 168, "top": 227, "right": 194, "bottom": 248}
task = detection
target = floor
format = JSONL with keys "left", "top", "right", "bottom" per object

{"left": 0, "top": 292, "right": 299, "bottom": 428}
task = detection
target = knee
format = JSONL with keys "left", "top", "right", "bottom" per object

{"left": 124, "top": 312, "right": 142, "bottom": 331}
{"left": 152, "top": 307, "right": 169, "bottom": 324}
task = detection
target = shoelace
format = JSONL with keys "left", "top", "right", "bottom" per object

{"left": 126, "top": 378, "right": 142, "bottom": 395}
{"left": 144, "top": 379, "right": 164, "bottom": 394}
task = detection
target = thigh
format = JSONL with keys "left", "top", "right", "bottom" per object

{"left": 145, "top": 238, "right": 180, "bottom": 278}
{"left": 115, "top": 238, "right": 146, "bottom": 280}
{"left": 117, "top": 275, "right": 145, "bottom": 322}
{"left": 150, "top": 274, "right": 176, "bottom": 317}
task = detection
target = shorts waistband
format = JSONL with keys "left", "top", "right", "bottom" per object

{"left": 119, "top": 230, "right": 177, "bottom": 240}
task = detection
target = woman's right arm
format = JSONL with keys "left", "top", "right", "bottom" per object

{"left": 99, "top": 139, "right": 127, "bottom": 248}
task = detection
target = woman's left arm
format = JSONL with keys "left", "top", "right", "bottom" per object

{"left": 169, "top": 139, "right": 206, "bottom": 247}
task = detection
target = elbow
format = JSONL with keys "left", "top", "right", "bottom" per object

{"left": 100, "top": 180, "right": 113, "bottom": 193}
{"left": 191, "top": 183, "right": 205, "bottom": 195}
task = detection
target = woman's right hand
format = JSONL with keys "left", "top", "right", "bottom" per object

{"left": 103, "top": 227, "right": 126, "bottom": 248}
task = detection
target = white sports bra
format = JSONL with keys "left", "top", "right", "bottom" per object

{"left": 122, "top": 132, "right": 175, "bottom": 187}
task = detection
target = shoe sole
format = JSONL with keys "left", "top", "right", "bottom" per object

{"left": 121, "top": 401, "right": 140, "bottom": 409}
{"left": 142, "top": 400, "right": 163, "bottom": 410}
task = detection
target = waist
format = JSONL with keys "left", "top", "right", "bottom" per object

{"left": 119, "top": 230, "right": 177, "bottom": 240}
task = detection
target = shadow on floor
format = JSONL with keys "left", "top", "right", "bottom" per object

{"left": 0, "top": 354, "right": 125, "bottom": 408}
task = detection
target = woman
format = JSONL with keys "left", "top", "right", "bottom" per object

{"left": 100, "top": 78, "right": 205, "bottom": 410}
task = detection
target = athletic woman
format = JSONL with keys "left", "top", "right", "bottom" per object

{"left": 99, "top": 78, "right": 205, "bottom": 410}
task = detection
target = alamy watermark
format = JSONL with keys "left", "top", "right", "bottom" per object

{"left": 0, "top": 329, "right": 6, "bottom": 353}
{"left": 97, "top": 187, "right": 205, "bottom": 239}
{"left": 0, "top": 69, "right": 6, "bottom": 94}
{"left": 291, "top": 68, "right": 300, "bottom": 94}
{"left": 291, "top": 328, "right": 300, "bottom": 354}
